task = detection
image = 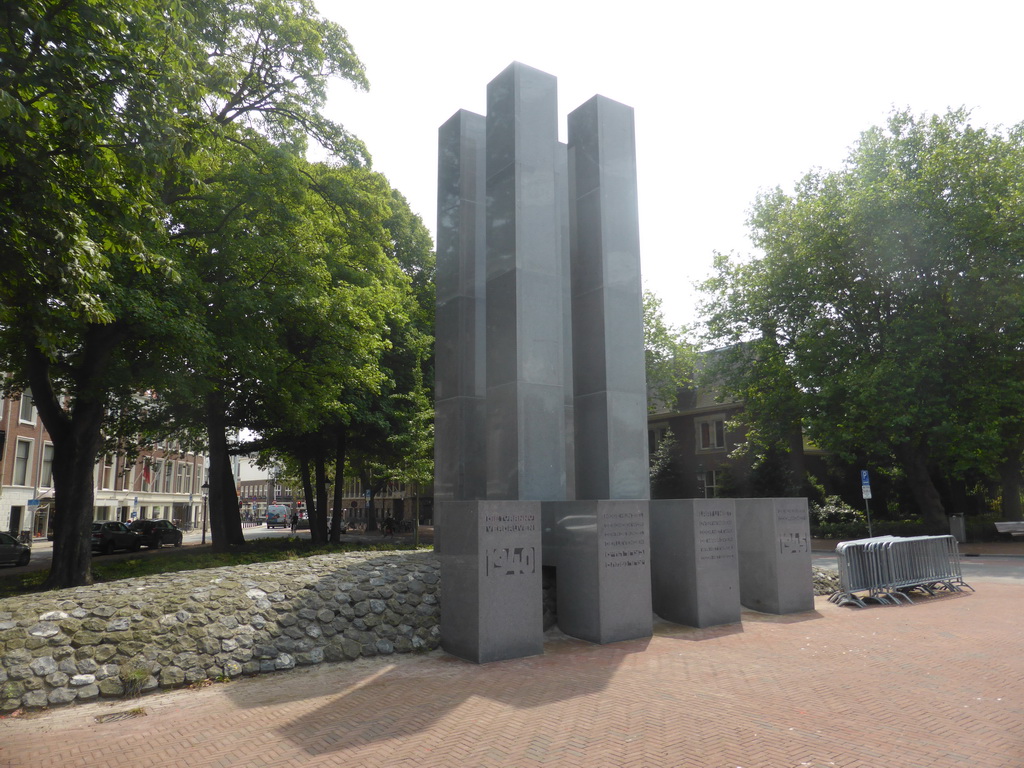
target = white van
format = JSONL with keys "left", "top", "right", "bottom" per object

{"left": 266, "top": 504, "right": 290, "bottom": 529}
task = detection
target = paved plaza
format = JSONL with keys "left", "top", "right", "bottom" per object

{"left": 3, "top": 577, "right": 1021, "bottom": 768}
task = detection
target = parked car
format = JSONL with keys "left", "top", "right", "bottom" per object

{"left": 128, "top": 519, "right": 184, "bottom": 549}
{"left": 0, "top": 532, "right": 31, "bottom": 567}
{"left": 91, "top": 521, "right": 142, "bottom": 555}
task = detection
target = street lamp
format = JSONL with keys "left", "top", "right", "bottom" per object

{"left": 201, "top": 480, "right": 210, "bottom": 545}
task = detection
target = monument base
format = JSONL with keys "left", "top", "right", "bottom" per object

{"left": 649, "top": 499, "right": 741, "bottom": 628}
{"left": 542, "top": 500, "right": 652, "bottom": 644}
{"left": 438, "top": 500, "right": 544, "bottom": 663}
{"left": 736, "top": 498, "right": 814, "bottom": 614}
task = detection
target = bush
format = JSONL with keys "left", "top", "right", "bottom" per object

{"left": 809, "top": 496, "right": 869, "bottom": 540}
{"left": 871, "top": 518, "right": 927, "bottom": 537}
{"left": 964, "top": 512, "right": 1004, "bottom": 542}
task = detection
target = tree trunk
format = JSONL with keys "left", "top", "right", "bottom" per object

{"left": 205, "top": 392, "right": 245, "bottom": 550}
{"left": 311, "top": 444, "right": 328, "bottom": 545}
{"left": 206, "top": 395, "right": 229, "bottom": 550}
{"left": 299, "top": 456, "right": 315, "bottom": 536}
{"left": 895, "top": 442, "right": 947, "bottom": 533}
{"left": 329, "top": 429, "right": 346, "bottom": 544}
{"left": 361, "top": 470, "right": 378, "bottom": 532}
{"left": 998, "top": 440, "right": 1023, "bottom": 521}
{"left": 28, "top": 324, "right": 120, "bottom": 589}
{"left": 44, "top": 418, "right": 102, "bottom": 589}
{"left": 220, "top": 453, "right": 244, "bottom": 546}
{"left": 785, "top": 422, "right": 809, "bottom": 497}
{"left": 412, "top": 482, "right": 420, "bottom": 548}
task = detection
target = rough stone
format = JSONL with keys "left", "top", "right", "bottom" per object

{"left": 0, "top": 551, "right": 436, "bottom": 710}
{"left": 48, "top": 687, "right": 77, "bottom": 705}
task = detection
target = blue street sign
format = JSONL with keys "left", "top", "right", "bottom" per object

{"left": 860, "top": 470, "right": 870, "bottom": 486}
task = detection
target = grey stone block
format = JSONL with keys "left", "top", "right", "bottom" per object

{"left": 484, "top": 62, "right": 568, "bottom": 502}
{"left": 433, "top": 397, "right": 486, "bottom": 503}
{"left": 543, "top": 500, "right": 652, "bottom": 644}
{"left": 439, "top": 501, "right": 544, "bottom": 663}
{"left": 735, "top": 498, "right": 814, "bottom": 614}
{"left": 435, "top": 109, "right": 487, "bottom": 507}
{"left": 567, "top": 95, "right": 648, "bottom": 501}
{"left": 649, "top": 499, "right": 741, "bottom": 628}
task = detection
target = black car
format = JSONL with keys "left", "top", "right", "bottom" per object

{"left": 0, "top": 532, "right": 30, "bottom": 567}
{"left": 128, "top": 519, "right": 184, "bottom": 549}
{"left": 91, "top": 521, "right": 142, "bottom": 555}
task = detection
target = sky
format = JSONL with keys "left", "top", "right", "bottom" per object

{"left": 314, "top": 0, "right": 1024, "bottom": 329}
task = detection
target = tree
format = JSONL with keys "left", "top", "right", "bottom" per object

{"left": 649, "top": 428, "right": 688, "bottom": 498}
{"left": 699, "top": 265, "right": 812, "bottom": 498}
{"left": 701, "top": 110, "right": 1024, "bottom": 530}
{"left": 344, "top": 224, "right": 434, "bottom": 533}
{"left": 643, "top": 290, "right": 696, "bottom": 411}
{"left": 171, "top": 153, "right": 411, "bottom": 549}
{"left": 232, "top": 173, "right": 433, "bottom": 539}
{"left": 0, "top": 0, "right": 368, "bottom": 586}
{"left": 0, "top": 0, "right": 210, "bottom": 588}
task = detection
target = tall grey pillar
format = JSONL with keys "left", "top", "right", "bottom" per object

{"left": 435, "top": 110, "right": 487, "bottom": 504}
{"left": 485, "top": 62, "right": 569, "bottom": 502}
{"left": 567, "top": 96, "right": 649, "bottom": 500}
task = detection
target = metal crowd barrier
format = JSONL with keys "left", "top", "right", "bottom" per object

{"left": 830, "top": 535, "right": 973, "bottom": 607}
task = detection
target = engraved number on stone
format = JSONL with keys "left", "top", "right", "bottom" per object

{"left": 779, "top": 532, "right": 809, "bottom": 555}
{"left": 487, "top": 546, "right": 535, "bottom": 576}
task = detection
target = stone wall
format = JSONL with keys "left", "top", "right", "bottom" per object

{"left": 0, "top": 551, "right": 441, "bottom": 711}
{"left": 0, "top": 550, "right": 839, "bottom": 712}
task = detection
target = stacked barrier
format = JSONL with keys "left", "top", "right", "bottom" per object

{"left": 830, "top": 535, "right": 973, "bottom": 607}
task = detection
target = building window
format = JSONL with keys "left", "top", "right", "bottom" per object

{"left": 19, "top": 390, "right": 35, "bottom": 424}
{"left": 175, "top": 463, "right": 184, "bottom": 494}
{"left": 164, "top": 462, "right": 174, "bottom": 493}
{"left": 699, "top": 470, "right": 721, "bottom": 498}
{"left": 184, "top": 464, "right": 193, "bottom": 494}
{"left": 40, "top": 444, "right": 54, "bottom": 487}
{"left": 698, "top": 418, "right": 726, "bottom": 450}
{"left": 100, "top": 455, "right": 114, "bottom": 489}
{"left": 13, "top": 440, "right": 31, "bottom": 486}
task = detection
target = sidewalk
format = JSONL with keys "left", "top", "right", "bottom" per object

{"left": 3, "top": 578, "right": 1021, "bottom": 768}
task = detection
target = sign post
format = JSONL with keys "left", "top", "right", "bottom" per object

{"left": 25, "top": 499, "right": 39, "bottom": 545}
{"left": 860, "top": 470, "right": 874, "bottom": 538}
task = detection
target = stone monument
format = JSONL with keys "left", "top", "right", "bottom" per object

{"left": 436, "top": 63, "right": 651, "bottom": 661}
{"left": 735, "top": 498, "right": 814, "bottom": 614}
{"left": 649, "top": 498, "right": 741, "bottom": 628}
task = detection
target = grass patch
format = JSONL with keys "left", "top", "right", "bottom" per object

{"left": 119, "top": 661, "right": 151, "bottom": 698}
{"left": 0, "top": 537, "right": 428, "bottom": 600}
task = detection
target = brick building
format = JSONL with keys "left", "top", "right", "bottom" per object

{"left": 0, "top": 390, "right": 209, "bottom": 539}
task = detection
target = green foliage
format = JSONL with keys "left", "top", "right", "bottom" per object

{"left": 644, "top": 290, "right": 696, "bottom": 411}
{"left": 0, "top": 0, "right": 418, "bottom": 582}
{"left": 119, "top": 661, "right": 151, "bottom": 698}
{"left": 700, "top": 109, "right": 1024, "bottom": 531}
{"left": 809, "top": 496, "right": 868, "bottom": 540}
{"left": 964, "top": 512, "right": 1005, "bottom": 542}
{"left": 649, "top": 429, "right": 686, "bottom": 499}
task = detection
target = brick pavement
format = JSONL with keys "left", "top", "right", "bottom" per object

{"left": 3, "top": 581, "right": 1022, "bottom": 768}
